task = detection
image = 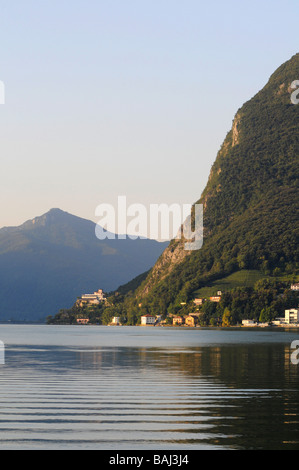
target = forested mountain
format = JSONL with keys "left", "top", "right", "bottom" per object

{"left": 116, "top": 53, "right": 299, "bottom": 321}
{"left": 49, "top": 54, "right": 299, "bottom": 326}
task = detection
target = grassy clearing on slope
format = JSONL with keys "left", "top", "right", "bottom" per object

{"left": 192, "top": 270, "right": 267, "bottom": 297}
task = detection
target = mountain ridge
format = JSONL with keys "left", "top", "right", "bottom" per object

{"left": 121, "top": 53, "right": 299, "bottom": 313}
{"left": 0, "top": 209, "right": 168, "bottom": 321}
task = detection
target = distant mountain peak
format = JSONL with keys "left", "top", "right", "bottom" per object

{"left": 36, "top": 208, "right": 71, "bottom": 219}
{"left": 20, "top": 208, "right": 85, "bottom": 231}
{"left": 0, "top": 208, "right": 169, "bottom": 321}
{"left": 47, "top": 208, "right": 66, "bottom": 215}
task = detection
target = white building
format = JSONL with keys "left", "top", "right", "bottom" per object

{"left": 81, "top": 289, "right": 106, "bottom": 301}
{"left": 78, "top": 289, "right": 106, "bottom": 306}
{"left": 290, "top": 284, "right": 299, "bottom": 291}
{"left": 285, "top": 309, "right": 299, "bottom": 324}
{"left": 242, "top": 320, "right": 257, "bottom": 326}
{"left": 272, "top": 318, "right": 286, "bottom": 326}
{"left": 141, "top": 315, "right": 156, "bottom": 326}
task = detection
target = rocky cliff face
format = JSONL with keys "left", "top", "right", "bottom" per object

{"left": 138, "top": 238, "right": 187, "bottom": 296}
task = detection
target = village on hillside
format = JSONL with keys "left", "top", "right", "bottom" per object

{"left": 71, "top": 283, "right": 299, "bottom": 328}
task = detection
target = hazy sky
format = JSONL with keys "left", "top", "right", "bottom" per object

{"left": 0, "top": 0, "right": 297, "bottom": 231}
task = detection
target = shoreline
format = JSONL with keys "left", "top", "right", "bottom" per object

{"left": 1, "top": 322, "right": 299, "bottom": 330}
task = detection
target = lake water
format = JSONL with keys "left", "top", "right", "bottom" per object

{"left": 0, "top": 325, "right": 299, "bottom": 450}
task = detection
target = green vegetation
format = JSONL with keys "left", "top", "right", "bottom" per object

{"left": 48, "top": 277, "right": 299, "bottom": 327}
{"left": 115, "top": 270, "right": 150, "bottom": 295}
{"left": 193, "top": 270, "right": 266, "bottom": 297}
{"left": 197, "top": 278, "right": 298, "bottom": 326}
{"left": 119, "top": 53, "right": 299, "bottom": 316}
{"left": 50, "top": 54, "right": 299, "bottom": 327}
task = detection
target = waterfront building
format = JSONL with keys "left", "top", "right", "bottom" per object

{"left": 242, "top": 320, "right": 257, "bottom": 326}
{"left": 76, "top": 318, "right": 89, "bottom": 324}
{"left": 285, "top": 309, "right": 299, "bottom": 324}
{"left": 272, "top": 318, "right": 287, "bottom": 325}
{"left": 110, "top": 317, "right": 121, "bottom": 325}
{"left": 185, "top": 314, "right": 199, "bottom": 327}
{"left": 173, "top": 316, "right": 184, "bottom": 325}
{"left": 141, "top": 315, "right": 156, "bottom": 326}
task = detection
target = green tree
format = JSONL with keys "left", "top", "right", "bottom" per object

{"left": 222, "top": 308, "right": 232, "bottom": 327}
{"left": 259, "top": 306, "right": 274, "bottom": 323}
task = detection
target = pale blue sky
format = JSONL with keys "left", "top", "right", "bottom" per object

{"left": 0, "top": 0, "right": 297, "bottom": 229}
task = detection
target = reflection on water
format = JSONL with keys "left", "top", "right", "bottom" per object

{"left": 0, "top": 326, "right": 298, "bottom": 449}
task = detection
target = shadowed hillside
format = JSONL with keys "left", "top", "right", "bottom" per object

{"left": 0, "top": 209, "right": 168, "bottom": 321}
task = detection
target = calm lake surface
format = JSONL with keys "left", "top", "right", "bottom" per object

{"left": 0, "top": 325, "right": 299, "bottom": 450}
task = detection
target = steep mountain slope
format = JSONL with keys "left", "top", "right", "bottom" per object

{"left": 129, "top": 53, "right": 299, "bottom": 312}
{"left": 0, "top": 209, "right": 168, "bottom": 321}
